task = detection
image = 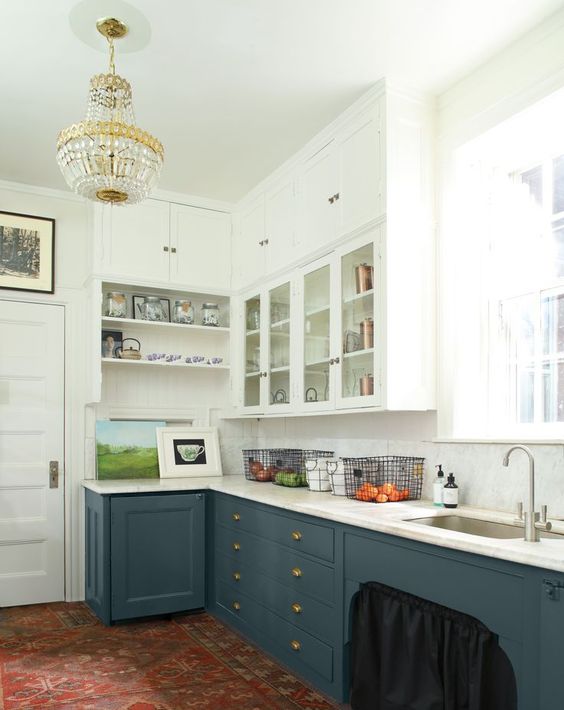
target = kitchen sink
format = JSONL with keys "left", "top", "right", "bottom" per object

{"left": 405, "top": 515, "right": 564, "bottom": 540}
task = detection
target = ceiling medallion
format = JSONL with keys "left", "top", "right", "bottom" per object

{"left": 56, "top": 17, "right": 164, "bottom": 205}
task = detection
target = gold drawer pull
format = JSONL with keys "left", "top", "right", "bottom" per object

{"left": 291, "top": 602, "right": 302, "bottom": 614}
{"left": 233, "top": 542, "right": 241, "bottom": 551}
{"left": 290, "top": 640, "right": 301, "bottom": 651}
{"left": 233, "top": 572, "right": 241, "bottom": 582}
{"left": 232, "top": 513, "right": 241, "bottom": 521}
{"left": 291, "top": 567, "right": 302, "bottom": 578}
{"left": 291, "top": 530, "right": 302, "bottom": 541}
{"left": 232, "top": 601, "right": 241, "bottom": 611}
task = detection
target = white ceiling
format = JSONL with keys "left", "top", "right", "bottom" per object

{"left": 1, "top": 0, "right": 564, "bottom": 202}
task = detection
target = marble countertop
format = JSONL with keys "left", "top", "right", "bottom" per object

{"left": 82, "top": 476, "right": 564, "bottom": 574}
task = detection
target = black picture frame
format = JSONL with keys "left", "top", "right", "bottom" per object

{"left": 132, "top": 295, "right": 171, "bottom": 322}
{"left": 0, "top": 210, "right": 55, "bottom": 294}
{"left": 101, "top": 329, "right": 123, "bottom": 359}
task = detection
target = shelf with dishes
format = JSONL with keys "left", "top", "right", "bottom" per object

{"left": 102, "top": 357, "right": 230, "bottom": 370}
{"left": 99, "top": 282, "right": 231, "bottom": 375}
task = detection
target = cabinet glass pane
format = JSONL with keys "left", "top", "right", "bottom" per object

{"left": 244, "top": 295, "right": 261, "bottom": 407}
{"left": 303, "top": 265, "right": 331, "bottom": 403}
{"left": 269, "top": 282, "right": 291, "bottom": 406}
{"left": 341, "top": 243, "right": 375, "bottom": 399}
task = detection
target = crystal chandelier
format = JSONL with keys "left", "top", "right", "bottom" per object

{"left": 56, "top": 17, "right": 164, "bottom": 205}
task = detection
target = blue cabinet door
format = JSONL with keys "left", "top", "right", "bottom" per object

{"left": 111, "top": 493, "right": 205, "bottom": 620}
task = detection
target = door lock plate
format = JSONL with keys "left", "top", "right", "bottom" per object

{"left": 49, "top": 461, "right": 59, "bottom": 489}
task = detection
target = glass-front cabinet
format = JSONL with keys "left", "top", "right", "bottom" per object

{"left": 243, "top": 293, "right": 262, "bottom": 412}
{"left": 336, "top": 234, "right": 381, "bottom": 409}
{"left": 241, "top": 278, "right": 293, "bottom": 414}
{"left": 300, "top": 256, "right": 335, "bottom": 411}
{"left": 240, "top": 228, "right": 381, "bottom": 414}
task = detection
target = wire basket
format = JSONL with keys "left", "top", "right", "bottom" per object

{"left": 342, "top": 456, "right": 424, "bottom": 503}
{"left": 242, "top": 448, "right": 334, "bottom": 485}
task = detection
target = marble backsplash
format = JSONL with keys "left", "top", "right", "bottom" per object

{"left": 217, "top": 411, "right": 564, "bottom": 518}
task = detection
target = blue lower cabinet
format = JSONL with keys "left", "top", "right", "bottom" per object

{"left": 85, "top": 490, "right": 205, "bottom": 624}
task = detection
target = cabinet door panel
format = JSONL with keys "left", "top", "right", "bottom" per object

{"left": 111, "top": 493, "right": 205, "bottom": 620}
{"left": 105, "top": 200, "right": 170, "bottom": 282}
{"left": 297, "top": 142, "right": 338, "bottom": 256}
{"left": 170, "top": 204, "right": 231, "bottom": 290}
{"left": 338, "top": 108, "right": 382, "bottom": 235}
{"left": 234, "top": 197, "right": 266, "bottom": 289}
{"left": 265, "top": 179, "right": 296, "bottom": 275}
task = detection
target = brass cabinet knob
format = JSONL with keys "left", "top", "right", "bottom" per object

{"left": 232, "top": 601, "right": 241, "bottom": 611}
{"left": 233, "top": 542, "right": 241, "bottom": 551}
{"left": 233, "top": 572, "right": 241, "bottom": 582}
{"left": 291, "top": 602, "right": 303, "bottom": 614}
{"left": 291, "top": 530, "right": 302, "bottom": 541}
{"left": 232, "top": 512, "right": 240, "bottom": 521}
{"left": 290, "top": 640, "right": 301, "bottom": 651}
{"left": 291, "top": 567, "right": 302, "bottom": 578}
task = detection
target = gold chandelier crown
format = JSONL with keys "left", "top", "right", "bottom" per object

{"left": 56, "top": 18, "right": 164, "bottom": 205}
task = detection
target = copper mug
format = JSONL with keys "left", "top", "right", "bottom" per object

{"left": 355, "top": 263, "right": 373, "bottom": 293}
{"left": 359, "top": 318, "right": 374, "bottom": 349}
{"left": 360, "top": 375, "right": 374, "bottom": 396}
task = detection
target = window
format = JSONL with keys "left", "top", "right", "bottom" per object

{"left": 493, "top": 155, "right": 564, "bottom": 430}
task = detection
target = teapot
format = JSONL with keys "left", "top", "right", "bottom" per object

{"left": 136, "top": 296, "right": 167, "bottom": 322}
{"left": 115, "top": 338, "right": 142, "bottom": 360}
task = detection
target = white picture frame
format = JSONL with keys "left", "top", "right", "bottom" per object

{"left": 156, "top": 426, "right": 223, "bottom": 478}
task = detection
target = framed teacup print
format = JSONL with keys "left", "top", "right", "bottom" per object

{"left": 0, "top": 211, "right": 55, "bottom": 294}
{"left": 156, "top": 426, "right": 223, "bottom": 478}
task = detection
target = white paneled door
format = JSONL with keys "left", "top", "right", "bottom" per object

{"left": 0, "top": 301, "right": 65, "bottom": 606}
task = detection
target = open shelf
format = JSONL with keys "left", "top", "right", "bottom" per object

{"left": 102, "top": 316, "right": 230, "bottom": 333}
{"left": 102, "top": 358, "right": 230, "bottom": 370}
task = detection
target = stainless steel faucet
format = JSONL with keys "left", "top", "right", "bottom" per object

{"left": 502, "top": 445, "right": 551, "bottom": 542}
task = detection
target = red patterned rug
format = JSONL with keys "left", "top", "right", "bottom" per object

{"left": 0, "top": 603, "right": 343, "bottom": 710}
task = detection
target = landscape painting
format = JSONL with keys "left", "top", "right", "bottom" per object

{"left": 96, "top": 420, "right": 166, "bottom": 480}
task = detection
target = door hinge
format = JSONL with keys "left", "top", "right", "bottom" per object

{"left": 544, "top": 579, "right": 564, "bottom": 600}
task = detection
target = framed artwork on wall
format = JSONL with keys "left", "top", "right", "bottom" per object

{"left": 95, "top": 420, "right": 166, "bottom": 480}
{"left": 157, "top": 426, "right": 223, "bottom": 478}
{"left": 0, "top": 211, "right": 55, "bottom": 294}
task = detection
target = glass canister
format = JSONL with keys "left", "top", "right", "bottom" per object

{"left": 136, "top": 296, "right": 167, "bottom": 322}
{"left": 172, "top": 299, "right": 194, "bottom": 325}
{"left": 202, "top": 302, "right": 220, "bottom": 327}
{"left": 103, "top": 291, "right": 127, "bottom": 318}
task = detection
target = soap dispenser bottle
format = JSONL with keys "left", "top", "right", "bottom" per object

{"left": 433, "top": 465, "right": 445, "bottom": 506}
{"left": 443, "top": 473, "right": 459, "bottom": 509}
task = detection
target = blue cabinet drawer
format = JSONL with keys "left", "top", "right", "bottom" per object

{"left": 217, "top": 580, "right": 334, "bottom": 682}
{"left": 215, "top": 494, "right": 334, "bottom": 562}
{"left": 216, "top": 524, "right": 335, "bottom": 604}
{"left": 215, "top": 551, "right": 334, "bottom": 642}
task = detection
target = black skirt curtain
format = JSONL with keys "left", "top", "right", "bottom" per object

{"left": 350, "top": 581, "right": 517, "bottom": 710}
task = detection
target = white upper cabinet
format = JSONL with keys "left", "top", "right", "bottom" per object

{"left": 337, "top": 106, "right": 382, "bottom": 236}
{"left": 297, "top": 141, "right": 339, "bottom": 256}
{"left": 170, "top": 204, "right": 231, "bottom": 290}
{"left": 93, "top": 199, "right": 232, "bottom": 292}
{"left": 264, "top": 178, "right": 297, "bottom": 274}
{"left": 99, "top": 199, "right": 171, "bottom": 283}
{"left": 232, "top": 195, "right": 266, "bottom": 290}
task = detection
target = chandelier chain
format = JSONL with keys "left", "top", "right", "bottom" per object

{"left": 108, "top": 37, "right": 116, "bottom": 75}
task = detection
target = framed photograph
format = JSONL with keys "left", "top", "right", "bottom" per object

{"left": 101, "top": 329, "right": 123, "bottom": 358}
{"left": 157, "top": 426, "right": 223, "bottom": 478}
{"left": 0, "top": 210, "right": 55, "bottom": 294}
{"left": 96, "top": 420, "right": 165, "bottom": 480}
{"left": 132, "top": 295, "right": 171, "bottom": 322}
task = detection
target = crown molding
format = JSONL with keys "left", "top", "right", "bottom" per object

{"left": 0, "top": 178, "right": 87, "bottom": 203}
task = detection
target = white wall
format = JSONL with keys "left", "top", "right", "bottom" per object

{"left": 0, "top": 181, "right": 90, "bottom": 601}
